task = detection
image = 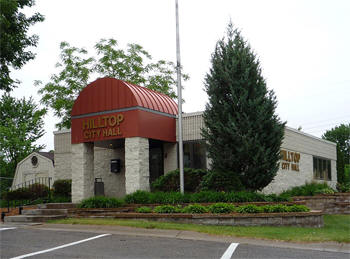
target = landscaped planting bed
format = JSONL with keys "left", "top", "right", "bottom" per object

{"left": 71, "top": 196, "right": 323, "bottom": 227}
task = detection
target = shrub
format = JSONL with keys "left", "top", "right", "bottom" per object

{"left": 199, "top": 170, "right": 244, "bottom": 192}
{"left": 337, "top": 182, "right": 350, "bottom": 193}
{"left": 136, "top": 206, "right": 153, "bottom": 213}
{"left": 182, "top": 204, "right": 208, "bottom": 214}
{"left": 314, "top": 188, "right": 335, "bottom": 195}
{"left": 5, "top": 183, "right": 49, "bottom": 201}
{"left": 154, "top": 205, "right": 180, "bottom": 213}
{"left": 123, "top": 190, "right": 290, "bottom": 204}
{"left": 53, "top": 179, "right": 71, "bottom": 197}
{"left": 150, "top": 192, "right": 190, "bottom": 204}
{"left": 190, "top": 191, "right": 227, "bottom": 203}
{"left": 151, "top": 168, "right": 208, "bottom": 192}
{"left": 236, "top": 204, "right": 262, "bottom": 213}
{"left": 124, "top": 190, "right": 151, "bottom": 204}
{"left": 280, "top": 182, "right": 335, "bottom": 197}
{"left": 208, "top": 203, "right": 235, "bottom": 214}
{"left": 78, "top": 196, "right": 124, "bottom": 208}
{"left": 286, "top": 204, "right": 310, "bottom": 212}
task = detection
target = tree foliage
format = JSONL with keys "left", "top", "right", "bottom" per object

{"left": 202, "top": 23, "right": 285, "bottom": 191}
{"left": 37, "top": 39, "right": 188, "bottom": 129}
{"left": 0, "top": 0, "right": 44, "bottom": 91}
{"left": 0, "top": 94, "right": 46, "bottom": 190}
{"left": 322, "top": 123, "right": 350, "bottom": 185}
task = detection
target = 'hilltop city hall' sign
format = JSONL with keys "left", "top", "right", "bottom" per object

{"left": 82, "top": 114, "right": 124, "bottom": 140}
{"left": 280, "top": 149, "right": 300, "bottom": 171}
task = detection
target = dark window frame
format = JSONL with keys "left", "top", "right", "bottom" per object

{"left": 181, "top": 140, "right": 207, "bottom": 170}
{"left": 313, "top": 156, "right": 332, "bottom": 181}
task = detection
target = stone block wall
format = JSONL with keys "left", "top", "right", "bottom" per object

{"left": 125, "top": 137, "right": 149, "bottom": 194}
{"left": 71, "top": 143, "right": 94, "bottom": 203}
{"left": 293, "top": 193, "right": 350, "bottom": 214}
{"left": 54, "top": 130, "right": 72, "bottom": 180}
{"left": 94, "top": 146, "right": 126, "bottom": 198}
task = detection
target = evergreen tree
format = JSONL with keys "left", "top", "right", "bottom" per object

{"left": 202, "top": 23, "right": 285, "bottom": 191}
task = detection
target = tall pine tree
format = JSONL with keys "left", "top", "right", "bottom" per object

{"left": 202, "top": 23, "right": 285, "bottom": 191}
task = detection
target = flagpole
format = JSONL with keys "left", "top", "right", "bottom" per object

{"left": 175, "top": 0, "right": 184, "bottom": 194}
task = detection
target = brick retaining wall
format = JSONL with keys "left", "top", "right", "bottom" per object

{"left": 293, "top": 193, "right": 350, "bottom": 214}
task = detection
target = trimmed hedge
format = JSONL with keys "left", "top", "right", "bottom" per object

{"left": 150, "top": 203, "right": 310, "bottom": 214}
{"left": 124, "top": 190, "right": 290, "bottom": 205}
{"left": 151, "top": 168, "right": 208, "bottom": 192}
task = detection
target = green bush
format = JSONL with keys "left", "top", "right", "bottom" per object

{"left": 286, "top": 204, "right": 310, "bottom": 212}
{"left": 53, "top": 179, "right": 71, "bottom": 197}
{"left": 136, "top": 206, "right": 153, "bottom": 213}
{"left": 151, "top": 168, "right": 208, "bottom": 192}
{"left": 5, "top": 183, "right": 49, "bottom": 201}
{"left": 190, "top": 191, "right": 227, "bottom": 203}
{"left": 78, "top": 196, "right": 124, "bottom": 208}
{"left": 208, "top": 203, "right": 235, "bottom": 214}
{"left": 199, "top": 170, "right": 244, "bottom": 192}
{"left": 337, "top": 182, "right": 350, "bottom": 193}
{"left": 182, "top": 204, "right": 208, "bottom": 214}
{"left": 123, "top": 190, "right": 289, "bottom": 204}
{"left": 280, "top": 182, "right": 335, "bottom": 197}
{"left": 154, "top": 205, "right": 180, "bottom": 213}
{"left": 124, "top": 190, "right": 151, "bottom": 204}
{"left": 150, "top": 192, "right": 190, "bottom": 204}
{"left": 236, "top": 204, "right": 262, "bottom": 213}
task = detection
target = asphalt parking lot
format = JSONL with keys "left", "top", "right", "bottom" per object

{"left": 1, "top": 224, "right": 349, "bottom": 259}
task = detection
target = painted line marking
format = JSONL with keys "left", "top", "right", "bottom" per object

{"left": 220, "top": 243, "right": 239, "bottom": 259}
{"left": 10, "top": 233, "right": 111, "bottom": 259}
{"left": 0, "top": 227, "right": 17, "bottom": 231}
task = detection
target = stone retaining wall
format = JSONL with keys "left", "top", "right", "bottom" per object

{"left": 71, "top": 210, "right": 323, "bottom": 228}
{"left": 293, "top": 193, "right": 350, "bottom": 214}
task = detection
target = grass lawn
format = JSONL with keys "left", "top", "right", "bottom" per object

{"left": 49, "top": 214, "right": 350, "bottom": 243}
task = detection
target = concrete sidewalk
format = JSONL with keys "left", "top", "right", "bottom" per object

{"left": 8, "top": 222, "right": 349, "bottom": 254}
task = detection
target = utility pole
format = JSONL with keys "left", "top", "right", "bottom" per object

{"left": 175, "top": 0, "right": 184, "bottom": 194}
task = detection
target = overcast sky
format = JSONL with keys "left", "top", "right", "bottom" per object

{"left": 8, "top": 0, "right": 350, "bottom": 151}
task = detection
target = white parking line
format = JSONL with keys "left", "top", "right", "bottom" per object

{"left": 0, "top": 227, "right": 17, "bottom": 231}
{"left": 10, "top": 233, "right": 111, "bottom": 259}
{"left": 220, "top": 243, "right": 239, "bottom": 259}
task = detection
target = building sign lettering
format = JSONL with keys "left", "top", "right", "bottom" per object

{"left": 82, "top": 114, "right": 124, "bottom": 140}
{"left": 280, "top": 149, "right": 300, "bottom": 172}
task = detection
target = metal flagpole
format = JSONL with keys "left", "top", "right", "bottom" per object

{"left": 175, "top": 0, "right": 184, "bottom": 194}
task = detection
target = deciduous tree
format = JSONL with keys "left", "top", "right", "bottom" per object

{"left": 322, "top": 123, "right": 350, "bottom": 185}
{"left": 37, "top": 39, "right": 188, "bottom": 129}
{"left": 0, "top": 94, "right": 46, "bottom": 189}
{"left": 0, "top": 0, "right": 44, "bottom": 91}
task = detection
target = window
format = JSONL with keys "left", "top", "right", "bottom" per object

{"left": 313, "top": 157, "right": 331, "bottom": 180}
{"left": 183, "top": 141, "right": 206, "bottom": 169}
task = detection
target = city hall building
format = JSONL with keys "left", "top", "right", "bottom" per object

{"left": 13, "top": 78, "right": 337, "bottom": 202}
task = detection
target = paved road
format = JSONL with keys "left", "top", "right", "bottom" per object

{"left": 1, "top": 224, "right": 349, "bottom": 259}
